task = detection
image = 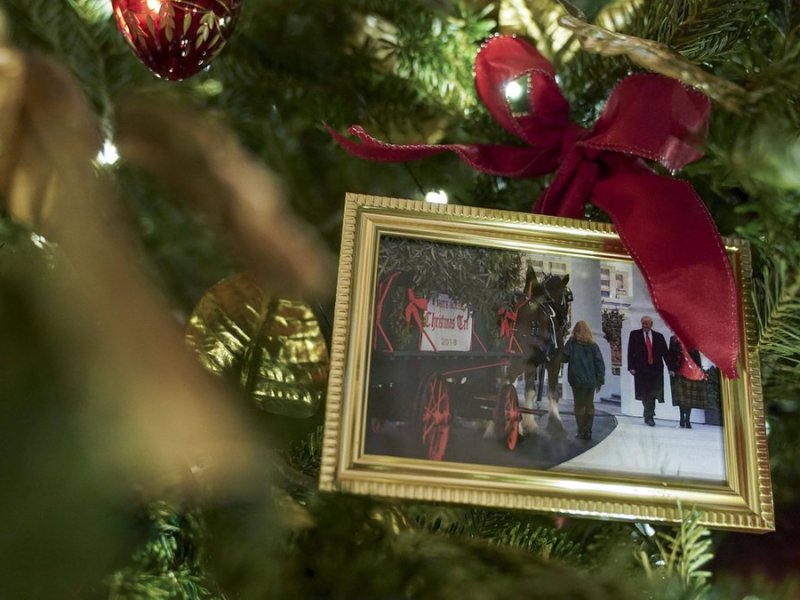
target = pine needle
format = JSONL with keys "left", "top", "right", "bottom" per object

{"left": 635, "top": 508, "right": 713, "bottom": 598}
{"left": 755, "top": 258, "right": 800, "bottom": 391}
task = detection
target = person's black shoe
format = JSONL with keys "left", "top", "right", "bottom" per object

{"left": 645, "top": 418, "right": 655, "bottom": 426}
{"left": 685, "top": 421, "right": 692, "bottom": 429}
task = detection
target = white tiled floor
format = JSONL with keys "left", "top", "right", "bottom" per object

{"left": 553, "top": 404, "right": 727, "bottom": 483}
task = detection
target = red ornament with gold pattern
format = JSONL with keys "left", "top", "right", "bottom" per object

{"left": 111, "top": 0, "right": 241, "bottom": 80}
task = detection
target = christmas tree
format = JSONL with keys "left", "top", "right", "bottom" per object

{"left": 1, "top": 0, "right": 799, "bottom": 598}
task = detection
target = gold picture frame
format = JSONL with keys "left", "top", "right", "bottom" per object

{"left": 319, "top": 193, "right": 774, "bottom": 532}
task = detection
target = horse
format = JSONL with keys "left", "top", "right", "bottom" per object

{"left": 486, "top": 267, "right": 572, "bottom": 444}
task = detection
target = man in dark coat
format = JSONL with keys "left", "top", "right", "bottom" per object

{"left": 627, "top": 315, "right": 669, "bottom": 426}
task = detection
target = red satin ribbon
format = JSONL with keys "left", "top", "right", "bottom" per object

{"left": 329, "top": 35, "right": 739, "bottom": 378}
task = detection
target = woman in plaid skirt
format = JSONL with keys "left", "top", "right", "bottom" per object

{"left": 667, "top": 335, "right": 706, "bottom": 428}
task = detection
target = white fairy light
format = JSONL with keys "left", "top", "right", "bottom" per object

{"left": 504, "top": 80, "right": 524, "bottom": 101}
{"left": 30, "top": 233, "right": 48, "bottom": 248}
{"left": 96, "top": 139, "right": 120, "bottom": 166}
{"left": 75, "top": 0, "right": 112, "bottom": 22}
{"left": 425, "top": 190, "right": 448, "bottom": 204}
{"left": 634, "top": 522, "right": 656, "bottom": 537}
{"left": 195, "top": 78, "right": 224, "bottom": 96}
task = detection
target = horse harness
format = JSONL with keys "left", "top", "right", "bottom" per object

{"left": 525, "top": 275, "right": 572, "bottom": 362}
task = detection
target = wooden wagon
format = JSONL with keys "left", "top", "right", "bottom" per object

{"left": 367, "top": 272, "right": 544, "bottom": 461}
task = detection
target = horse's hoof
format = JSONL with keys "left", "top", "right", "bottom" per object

{"left": 521, "top": 414, "right": 538, "bottom": 434}
{"left": 546, "top": 421, "right": 568, "bottom": 439}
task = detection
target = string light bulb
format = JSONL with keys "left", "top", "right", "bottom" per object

{"left": 96, "top": 139, "right": 120, "bottom": 166}
{"left": 504, "top": 75, "right": 530, "bottom": 114}
{"left": 425, "top": 190, "right": 448, "bottom": 204}
{"left": 504, "top": 80, "right": 524, "bottom": 101}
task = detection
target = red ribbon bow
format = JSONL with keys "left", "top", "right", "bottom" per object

{"left": 404, "top": 288, "right": 428, "bottom": 331}
{"left": 329, "top": 35, "right": 738, "bottom": 378}
{"left": 497, "top": 306, "right": 517, "bottom": 339}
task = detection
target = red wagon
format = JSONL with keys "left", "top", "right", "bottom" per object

{"left": 368, "top": 272, "right": 545, "bottom": 461}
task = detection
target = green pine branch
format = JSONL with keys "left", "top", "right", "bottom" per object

{"left": 106, "top": 500, "right": 224, "bottom": 600}
{"left": 468, "top": 510, "right": 586, "bottom": 563}
{"left": 755, "top": 259, "right": 800, "bottom": 380}
{"left": 378, "top": 0, "right": 496, "bottom": 117}
{"left": 636, "top": 509, "right": 714, "bottom": 599}
{"left": 625, "top": 0, "right": 765, "bottom": 62}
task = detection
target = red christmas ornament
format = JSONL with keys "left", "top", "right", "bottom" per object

{"left": 111, "top": 0, "right": 241, "bottom": 80}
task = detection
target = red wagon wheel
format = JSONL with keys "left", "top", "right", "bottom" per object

{"left": 417, "top": 373, "right": 451, "bottom": 461}
{"left": 496, "top": 383, "right": 521, "bottom": 450}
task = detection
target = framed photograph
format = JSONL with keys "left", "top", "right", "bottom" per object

{"left": 319, "top": 193, "right": 774, "bottom": 532}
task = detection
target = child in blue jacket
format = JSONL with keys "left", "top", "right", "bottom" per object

{"left": 562, "top": 320, "right": 605, "bottom": 440}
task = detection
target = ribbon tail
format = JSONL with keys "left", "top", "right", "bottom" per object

{"left": 327, "top": 124, "right": 452, "bottom": 164}
{"left": 592, "top": 163, "right": 739, "bottom": 378}
{"left": 326, "top": 124, "right": 557, "bottom": 178}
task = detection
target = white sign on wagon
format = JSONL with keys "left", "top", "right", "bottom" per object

{"left": 419, "top": 293, "right": 472, "bottom": 352}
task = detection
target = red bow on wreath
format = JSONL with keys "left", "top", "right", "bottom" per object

{"left": 328, "top": 35, "right": 739, "bottom": 378}
{"left": 404, "top": 288, "right": 428, "bottom": 331}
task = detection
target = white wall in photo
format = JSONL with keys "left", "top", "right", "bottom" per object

{"left": 599, "top": 260, "right": 633, "bottom": 400}
{"left": 550, "top": 256, "right": 606, "bottom": 402}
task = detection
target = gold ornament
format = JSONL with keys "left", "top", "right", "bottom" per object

{"left": 498, "top": 0, "right": 579, "bottom": 64}
{"left": 498, "top": 0, "right": 640, "bottom": 66}
{"left": 593, "top": 0, "right": 644, "bottom": 33}
{"left": 186, "top": 273, "right": 329, "bottom": 418}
